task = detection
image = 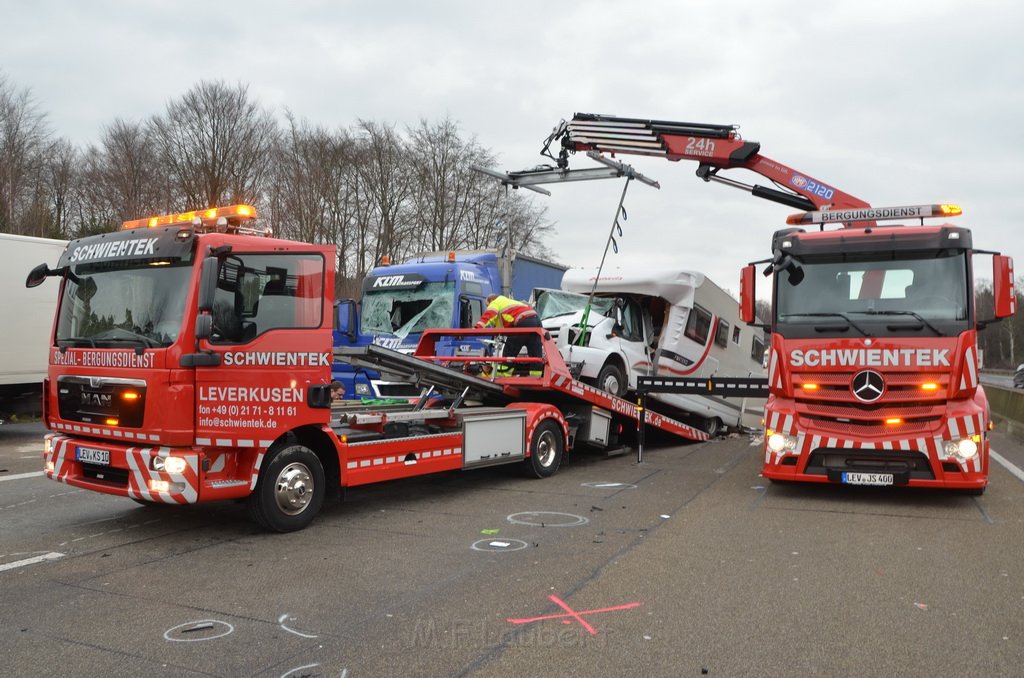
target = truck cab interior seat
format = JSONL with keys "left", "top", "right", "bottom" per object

{"left": 255, "top": 295, "right": 294, "bottom": 334}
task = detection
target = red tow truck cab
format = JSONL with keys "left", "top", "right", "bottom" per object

{"left": 740, "top": 204, "right": 1016, "bottom": 492}
{"left": 29, "top": 206, "right": 705, "bottom": 532}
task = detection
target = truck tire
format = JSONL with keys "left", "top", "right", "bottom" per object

{"left": 702, "top": 416, "right": 724, "bottom": 437}
{"left": 248, "top": 443, "right": 325, "bottom": 532}
{"left": 522, "top": 420, "right": 563, "bottom": 478}
{"left": 596, "top": 362, "right": 627, "bottom": 397}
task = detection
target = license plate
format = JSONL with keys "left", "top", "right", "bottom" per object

{"left": 841, "top": 472, "right": 893, "bottom": 486}
{"left": 76, "top": 446, "right": 110, "bottom": 466}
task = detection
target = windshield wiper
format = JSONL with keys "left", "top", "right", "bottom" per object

{"left": 103, "top": 336, "right": 161, "bottom": 348}
{"left": 780, "top": 312, "right": 870, "bottom": 336}
{"left": 58, "top": 336, "right": 97, "bottom": 349}
{"left": 852, "top": 310, "right": 942, "bottom": 335}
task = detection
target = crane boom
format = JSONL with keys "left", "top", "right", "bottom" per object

{"left": 552, "top": 113, "right": 872, "bottom": 215}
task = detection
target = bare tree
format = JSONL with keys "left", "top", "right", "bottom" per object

{"left": 354, "top": 120, "right": 412, "bottom": 268}
{"left": 0, "top": 75, "right": 558, "bottom": 275}
{"left": 0, "top": 73, "right": 52, "bottom": 235}
{"left": 76, "top": 119, "right": 170, "bottom": 236}
{"left": 43, "top": 138, "right": 79, "bottom": 238}
{"left": 406, "top": 117, "right": 498, "bottom": 253}
{"left": 270, "top": 114, "right": 365, "bottom": 294}
{"left": 149, "top": 80, "right": 278, "bottom": 210}
{"left": 404, "top": 117, "right": 555, "bottom": 259}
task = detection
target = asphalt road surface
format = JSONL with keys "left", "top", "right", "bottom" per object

{"left": 2, "top": 421, "right": 1024, "bottom": 677}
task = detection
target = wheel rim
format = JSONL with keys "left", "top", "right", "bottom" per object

{"left": 536, "top": 429, "right": 558, "bottom": 468}
{"left": 603, "top": 373, "right": 621, "bottom": 395}
{"left": 274, "top": 462, "right": 314, "bottom": 516}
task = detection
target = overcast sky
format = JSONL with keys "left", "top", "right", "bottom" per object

{"left": 3, "top": 0, "right": 1021, "bottom": 293}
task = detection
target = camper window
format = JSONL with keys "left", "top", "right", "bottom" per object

{"left": 731, "top": 326, "right": 741, "bottom": 345}
{"left": 715, "top": 319, "right": 729, "bottom": 348}
{"left": 751, "top": 334, "right": 766, "bottom": 363}
{"left": 684, "top": 305, "right": 713, "bottom": 345}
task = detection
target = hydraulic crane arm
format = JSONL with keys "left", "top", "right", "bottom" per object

{"left": 548, "top": 113, "right": 872, "bottom": 214}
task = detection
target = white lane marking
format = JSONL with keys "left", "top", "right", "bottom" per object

{"left": 0, "top": 471, "right": 44, "bottom": 482}
{"left": 991, "top": 448, "right": 1024, "bottom": 484}
{"left": 0, "top": 552, "right": 64, "bottom": 572}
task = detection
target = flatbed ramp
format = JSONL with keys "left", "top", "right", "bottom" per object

{"left": 335, "top": 330, "right": 708, "bottom": 444}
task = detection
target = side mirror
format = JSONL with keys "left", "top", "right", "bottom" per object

{"left": 993, "top": 255, "right": 1016, "bottom": 319}
{"left": 740, "top": 265, "right": 756, "bottom": 324}
{"left": 195, "top": 313, "right": 213, "bottom": 340}
{"left": 766, "top": 249, "right": 804, "bottom": 286}
{"left": 335, "top": 299, "right": 358, "bottom": 341}
{"left": 26, "top": 263, "right": 51, "bottom": 288}
{"left": 197, "top": 257, "right": 218, "bottom": 313}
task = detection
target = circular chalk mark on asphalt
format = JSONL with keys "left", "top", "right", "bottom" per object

{"left": 164, "top": 619, "right": 234, "bottom": 642}
{"left": 471, "top": 538, "right": 530, "bottom": 552}
{"left": 507, "top": 511, "right": 589, "bottom": 527}
{"left": 582, "top": 481, "right": 638, "bottom": 490}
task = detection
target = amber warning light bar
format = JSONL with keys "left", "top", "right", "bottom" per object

{"left": 786, "top": 203, "right": 962, "bottom": 226}
{"left": 121, "top": 204, "right": 270, "bottom": 236}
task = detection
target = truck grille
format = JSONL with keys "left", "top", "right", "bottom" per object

{"left": 792, "top": 370, "right": 948, "bottom": 436}
{"left": 56, "top": 375, "right": 146, "bottom": 428}
{"left": 793, "top": 371, "right": 950, "bottom": 406}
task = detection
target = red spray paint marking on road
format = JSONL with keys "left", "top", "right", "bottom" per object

{"left": 507, "top": 594, "right": 642, "bottom": 635}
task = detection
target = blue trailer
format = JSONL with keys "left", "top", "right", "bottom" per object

{"left": 333, "top": 250, "right": 566, "bottom": 399}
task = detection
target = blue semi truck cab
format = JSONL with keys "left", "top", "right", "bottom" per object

{"left": 333, "top": 250, "right": 566, "bottom": 399}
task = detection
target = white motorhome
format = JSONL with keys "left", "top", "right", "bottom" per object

{"left": 1, "top": 233, "right": 68, "bottom": 418}
{"left": 536, "top": 268, "right": 766, "bottom": 435}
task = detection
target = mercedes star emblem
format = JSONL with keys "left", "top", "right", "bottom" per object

{"left": 851, "top": 370, "right": 885, "bottom": 402}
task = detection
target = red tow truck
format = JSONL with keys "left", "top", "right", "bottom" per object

{"left": 26, "top": 205, "right": 706, "bottom": 531}
{"left": 495, "top": 113, "right": 1016, "bottom": 493}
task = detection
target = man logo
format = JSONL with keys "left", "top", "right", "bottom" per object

{"left": 852, "top": 370, "right": 885, "bottom": 403}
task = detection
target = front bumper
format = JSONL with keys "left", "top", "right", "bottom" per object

{"left": 44, "top": 434, "right": 257, "bottom": 504}
{"left": 761, "top": 412, "right": 988, "bottom": 491}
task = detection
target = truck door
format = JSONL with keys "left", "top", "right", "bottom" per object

{"left": 195, "top": 252, "right": 330, "bottom": 451}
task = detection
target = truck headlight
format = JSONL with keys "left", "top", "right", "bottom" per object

{"left": 151, "top": 456, "right": 187, "bottom": 473}
{"left": 944, "top": 438, "right": 979, "bottom": 460}
{"left": 767, "top": 432, "right": 797, "bottom": 453}
{"left": 163, "top": 457, "right": 188, "bottom": 474}
{"left": 355, "top": 383, "right": 371, "bottom": 396}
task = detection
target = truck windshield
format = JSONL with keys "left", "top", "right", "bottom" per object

{"left": 775, "top": 251, "right": 969, "bottom": 337}
{"left": 360, "top": 281, "right": 455, "bottom": 338}
{"left": 56, "top": 261, "right": 192, "bottom": 348}
{"left": 537, "top": 290, "right": 614, "bottom": 320}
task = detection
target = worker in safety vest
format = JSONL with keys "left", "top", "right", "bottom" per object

{"left": 475, "top": 294, "right": 544, "bottom": 374}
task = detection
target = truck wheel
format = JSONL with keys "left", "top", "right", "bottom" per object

{"left": 702, "top": 417, "right": 724, "bottom": 437}
{"left": 522, "top": 420, "right": 563, "bottom": 478}
{"left": 597, "top": 363, "right": 627, "bottom": 397}
{"left": 248, "top": 444, "right": 325, "bottom": 532}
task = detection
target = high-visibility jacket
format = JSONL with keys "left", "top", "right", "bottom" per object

{"left": 475, "top": 295, "right": 537, "bottom": 329}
